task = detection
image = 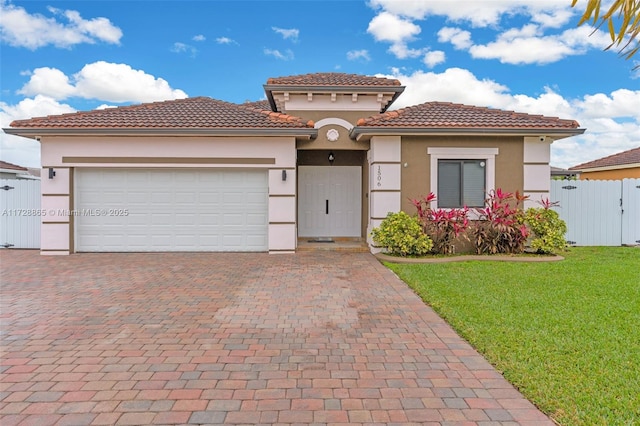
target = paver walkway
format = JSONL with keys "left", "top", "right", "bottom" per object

{"left": 0, "top": 250, "right": 552, "bottom": 425}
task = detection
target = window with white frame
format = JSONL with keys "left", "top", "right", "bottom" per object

{"left": 428, "top": 147, "right": 498, "bottom": 209}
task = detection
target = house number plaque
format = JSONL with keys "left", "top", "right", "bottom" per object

{"left": 377, "top": 165, "right": 382, "bottom": 187}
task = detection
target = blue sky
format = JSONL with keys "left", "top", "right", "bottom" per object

{"left": 1, "top": 0, "right": 638, "bottom": 169}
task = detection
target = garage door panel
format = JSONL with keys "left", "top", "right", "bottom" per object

{"left": 175, "top": 213, "right": 197, "bottom": 225}
{"left": 223, "top": 192, "right": 244, "bottom": 204}
{"left": 175, "top": 192, "right": 197, "bottom": 203}
{"left": 199, "top": 194, "right": 221, "bottom": 204}
{"left": 247, "top": 213, "right": 267, "bottom": 225}
{"left": 223, "top": 214, "right": 243, "bottom": 225}
{"left": 151, "top": 214, "right": 172, "bottom": 225}
{"left": 151, "top": 192, "right": 172, "bottom": 203}
{"left": 125, "top": 215, "right": 150, "bottom": 225}
{"left": 200, "top": 214, "right": 221, "bottom": 225}
{"left": 75, "top": 169, "right": 268, "bottom": 252}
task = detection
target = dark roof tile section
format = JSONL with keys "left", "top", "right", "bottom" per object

{"left": 356, "top": 102, "right": 581, "bottom": 129}
{"left": 0, "top": 160, "right": 28, "bottom": 171}
{"left": 266, "top": 72, "right": 402, "bottom": 87}
{"left": 569, "top": 146, "right": 640, "bottom": 170}
{"left": 9, "top": 97, "right": 314, "bottom": 129}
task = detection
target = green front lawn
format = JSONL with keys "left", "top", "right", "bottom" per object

{"left": 386, "top": 247, "right": 640, "bottom": 425}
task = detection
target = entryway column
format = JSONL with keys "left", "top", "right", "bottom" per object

{"left": 40, "top": 167, "right": 72, "bottom": 255}
{"left": 368, "top": 136, "right": 401, "bottom": 250}
{"left": 523, "top": 136, "right": 552, "bottom": 209}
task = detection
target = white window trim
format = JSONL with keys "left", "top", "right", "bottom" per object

{"left": 428, "top": 147, "right": 498, "bottom": 210}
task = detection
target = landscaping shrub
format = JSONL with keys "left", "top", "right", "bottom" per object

{"left": 472, "top": 189, "right": 529, "bottom": 254}
{"left": 371, "top": 211, "right": 433, "bottom": 257}
{"left": 525, "top": 199, "right": 568, "bottom": 254}
{"left": 410, "top": 193, "right": 469, "bottom": 255}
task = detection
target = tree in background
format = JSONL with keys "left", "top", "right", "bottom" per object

{"left": 572, "top": 0, "right": 640, "bottom": 64}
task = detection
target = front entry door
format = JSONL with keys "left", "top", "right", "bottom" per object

{"left": 298, "top": 166, "right": 361, "bottom": 237}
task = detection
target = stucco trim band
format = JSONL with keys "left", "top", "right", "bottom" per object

{"left": 62, "top": 157, "right": 276, "bottom": 165}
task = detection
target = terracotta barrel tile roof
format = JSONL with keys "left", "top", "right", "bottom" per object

{"left": 569, "top": 146, "right": 640, "bottom": 170}
{"left": 241, "top": 100, "right": 272, "bottom": 111}
{"left": 9, "top": 97, "right": 313, "bottom": 129}
{"left": 356, "top": 102, "right": 581, "bottom": 129}
{"left": 266, "top": 72, "right": 402, "bottom": 87}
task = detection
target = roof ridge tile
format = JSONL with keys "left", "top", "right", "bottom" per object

{"left": 9, "top": 96, "right": 315, "bottom": 130}
{"left": 355, "top": 101, "right": 580, "bottom": 129}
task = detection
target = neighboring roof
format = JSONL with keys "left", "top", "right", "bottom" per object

{"left": 6, "top": 97, "right": 316, "bottom": 138}
{"left": 263, "top": 73, "right": 405, "bottom": 113}
{"left": 266, "top": 72, "right": 402, "bottom": 87}
{"left": 355, "top": 101, "right": 581, "bottom": 130}
{"left": 551, "top": 166, "right": 580, "bottom": 176}
{"left": 569, "top": 146, "right": 640, "bottom": 171}
{"left": 0, "top": 160, "right": 28, "bottom": 171}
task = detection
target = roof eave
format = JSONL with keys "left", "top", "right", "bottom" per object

{"left": 3, "top": 127, "right": 318, "bottom": 140}
{"left": 0, "top": 168, "right": 28, "bottom": 174}
{"left": 350, "top": 127, "right": 586, "bottom": 141}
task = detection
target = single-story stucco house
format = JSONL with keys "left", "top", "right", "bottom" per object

{"left": 5, "top": 73, "right": 585, "bottom": 255}
{"left": 569, "top": 146, "right": 640, "bottom": 180}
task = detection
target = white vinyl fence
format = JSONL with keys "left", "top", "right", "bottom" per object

{"left": 550, "top": 178, "right": 640, "bottom": 246}
{"left": 0, "top": 179, "right": 41, "bottom": 249}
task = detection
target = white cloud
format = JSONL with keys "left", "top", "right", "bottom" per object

{"left": 192, "top": 34, "right": 205, "bottom": 42}
{"left": 366, "top": 1, "right": 609, "bottom": 65}
{"left": 379, "top": 67, "right": 640, "bottom": 169}
{"left": 367, "top": 12, "right": 428, "bottom": 59}
{"left": 530, "top": 8, "right": 574, "bottom": 28}
{"left": 437, "top": 27, "right": 472, "bottom": 50}
{"left": 381, "top": 67, "right": 512, "bottom": 108}
{"left": 0, "top": 95, "right": 76, "bottom": 167}
{"left": 264, "top": 48, "right": 294, "bottom": 60}
{"left": 171, "top": 42, "right": 198, "bottom": 56}
{"left": 216, "top": 36, "right": 236, "bottom": 44}
{"left": 18, "top": 67, "right": 75, "bottom": 99}
{"left": 423, "top": 50, "right": 445, "bottom": 68}
{"left": 73, "top": 62, "right": 188, "bottom": 103}
{"left": 272, "top": 27, "right": 299, "bottom": 41}
{"left": 368, "top": 0, "right": 571, "bottom": 27}
{"left": 388, "top": 44, "right": 426, "bottom": 59}
{"left": 468, "top": 25, "right": 611, "bottom": 64}
{"left": 18, "top": 61, "right": 188, "bottom": 103}
{"left": 367, "top": 11, "right": 421, "bottom": 44}
{"left": 347, "top": 49, "right": 371, "bottom": 61}
{"left": 574, "top": 89, "right": 640, "bottom": 120}
{"left": 58, "top": 8, "right": 122, "bottom": 43}
{"left": 367, "top": 11, "right": 423, "bottom": 59}
{"left": 0, "top": 2, "right": 122, "bottom": 49}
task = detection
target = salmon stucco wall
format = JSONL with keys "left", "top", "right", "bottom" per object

{"left": 39, "top": 135, "right": 297, "bottom": 255}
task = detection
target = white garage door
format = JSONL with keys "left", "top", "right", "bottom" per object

{"left": 75, "top": 169, "right": 268, "bottom": 252}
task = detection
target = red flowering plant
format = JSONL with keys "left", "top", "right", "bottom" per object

{"left": 410, "top": 193, "right": 470, "bottom": 255}
{"left": 472, "top": 189, "right": 529, "bottom": 254}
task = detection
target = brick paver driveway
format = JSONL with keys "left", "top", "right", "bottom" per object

{"left": 0, "top": 250, "right": 552, "bottom": 425}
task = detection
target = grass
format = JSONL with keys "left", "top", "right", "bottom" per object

{"left": 385, "top": 247, "right": 640, "bottom": 426}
